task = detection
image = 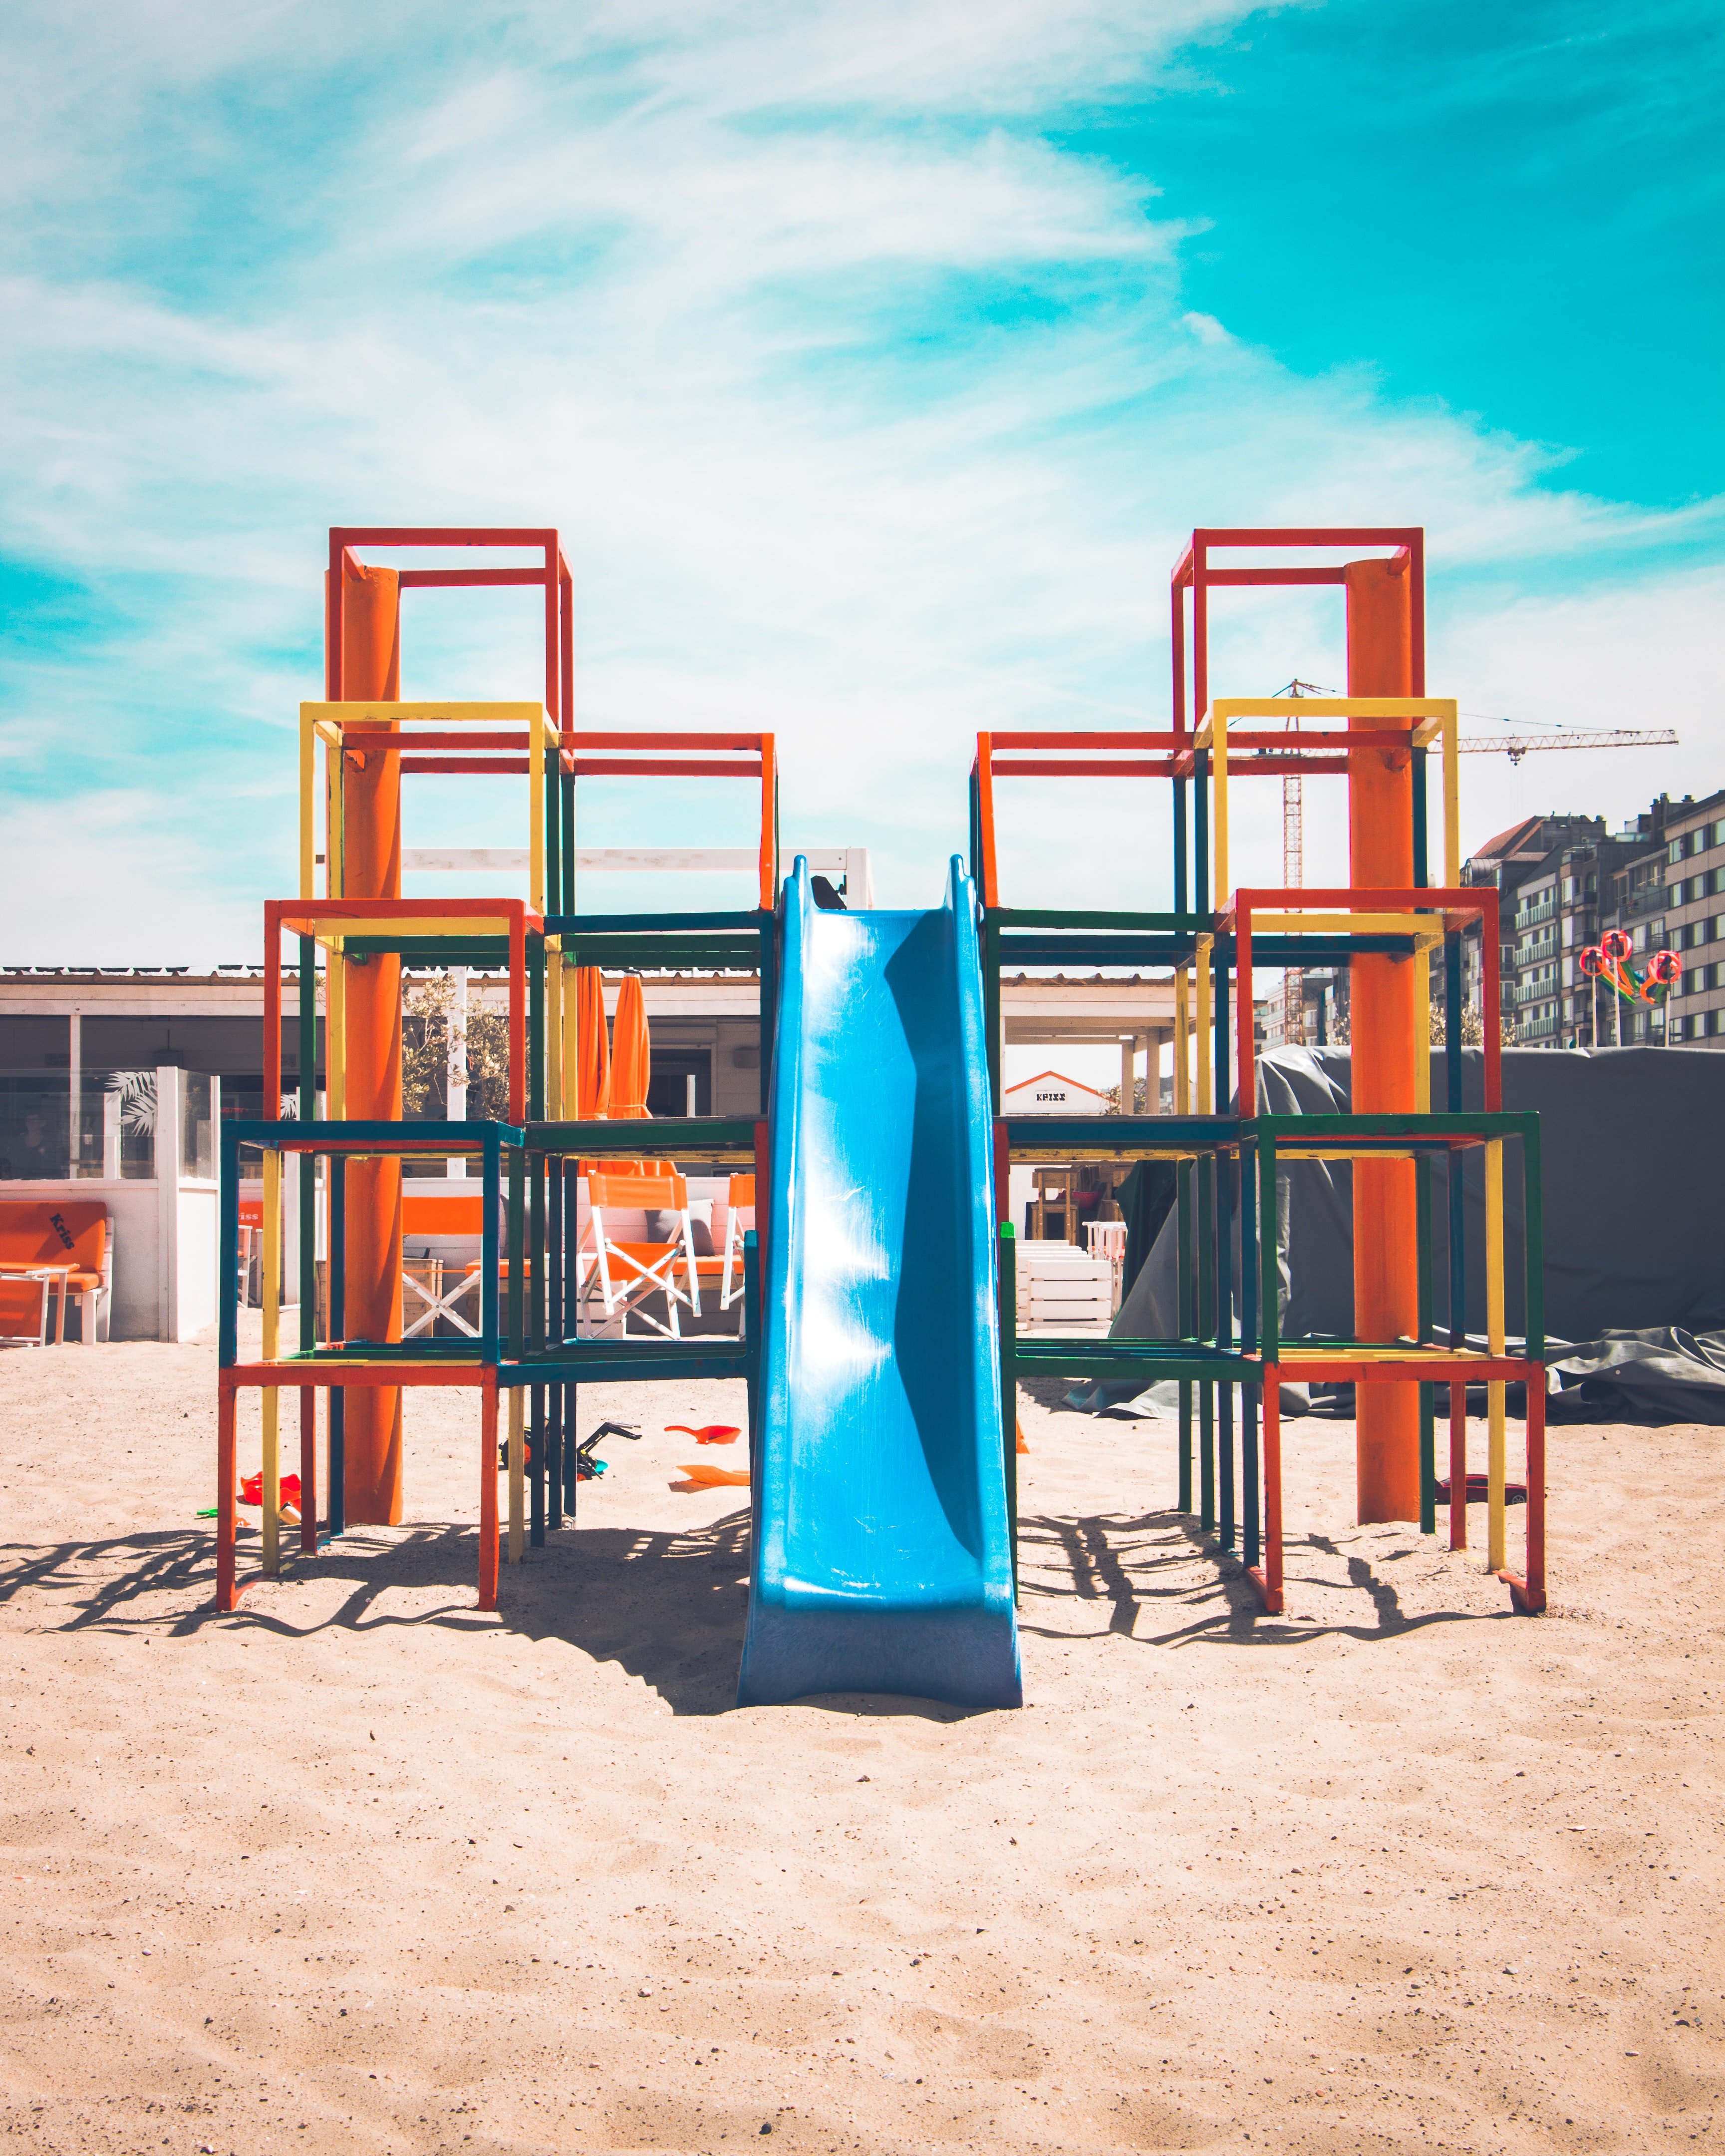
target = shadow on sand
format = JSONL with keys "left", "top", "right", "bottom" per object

{"left": 2, "top": 1498, "right": 1507, "bottom": 1715}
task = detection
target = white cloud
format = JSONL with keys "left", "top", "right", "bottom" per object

{"left": 0, "top": 0, "right": 1720, "bottom": 958}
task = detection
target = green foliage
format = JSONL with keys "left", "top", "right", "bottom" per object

{"left": 401, "top": 976, "right": 511, "bottom": 1123}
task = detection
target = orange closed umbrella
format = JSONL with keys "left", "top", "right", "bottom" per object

{"left": 609, "top": 975, "right": 651, "bottom": 1119}
{"left": 574, "top": 967, "right": 611, "bottom": 1119}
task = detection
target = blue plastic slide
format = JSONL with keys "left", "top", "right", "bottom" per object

{"left": 736, "top": 856, "right": 1022, "bottom": 1710}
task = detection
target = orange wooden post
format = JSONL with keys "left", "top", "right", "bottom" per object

{"left": 1347, "top": 556, "right": 1422, "bottom": 1522}
{"left": 335, "top": 556, "right": 406, "bottom": 1524}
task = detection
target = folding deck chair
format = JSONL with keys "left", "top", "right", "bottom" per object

{"left": 579, "top": 1169, "right": 703, "bottom": 1339}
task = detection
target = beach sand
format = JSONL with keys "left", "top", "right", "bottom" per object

{"left": 1, "top": 1332, "right": 1721, "bottom": 2153}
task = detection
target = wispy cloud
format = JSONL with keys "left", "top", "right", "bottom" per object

{"left": 0, "top": 0, "right": 1720, "bottom": 960}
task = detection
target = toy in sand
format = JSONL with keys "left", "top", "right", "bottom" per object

{"left": 671, "top": 1462, "right": 751, "bottom": 1491}
{"left": 238, "top": 1472, "right": 301, "bottom": 1524}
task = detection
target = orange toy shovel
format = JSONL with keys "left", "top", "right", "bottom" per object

{"left": 671, "top": 1462, "right": 752, "bottom": 1490}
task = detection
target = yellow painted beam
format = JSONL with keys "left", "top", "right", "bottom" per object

{"left": 1210, "top": 697, "right": 1458, "bottom": 723}
{"left": 299, "top": 700, "right": 552, "bottom": 727}
{"left": 1174, "top": 963, "right": 1190, "bottom": 1115}
{"left": 508, "top": 1391, "right": 526, "bottom": 1565}
{"left": 298, "top": 912, "right": 522, "bottom": 938}
{"left": 1202, "top": 699, "right": 1461, "bottom": 898}
{"left": 1195, "top": 937, "right": 1213, "bottom": 1115}
{"left": 1248, "top": 911, "right": 1433, "bottom": 936}
{"left": 1441, "top": 712, "right": 1460, "bottom": 889}
{"left": 545, "top": 944, "right": 563, "bottom": 1127}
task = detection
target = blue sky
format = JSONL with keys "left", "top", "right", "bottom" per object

{"left": 1, "top": 0, "right": 1721, "bottom": 963}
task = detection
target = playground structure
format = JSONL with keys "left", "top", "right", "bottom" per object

{"left": 216, "top": 520, "right": 1545, "bottom": 1705}
{"left": 979, "top": 529, "right": 1543, "bottom": 1614}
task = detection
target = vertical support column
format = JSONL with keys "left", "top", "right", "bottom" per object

{"left": 1254, "top": 1377, "right": 1285, "bottom": 1615}
{"left": 156, "top": 1065, "right": 184, "bottom": 1341}
{"left": 529, "top": 1383, "right": 545, "bottom": 1549}
{"left": 1485, "top": 1138, "right": 1507, "bottom": 1573}
{"left": 217, "top": 1383, "right": 238, "bottom": 1612}
{"left": 1347, "top": 554, "right": 1422, "bottom": 1524}
{"left": 299, "top": 1385, "right": 317, "bottom": 1556}
{"left": 335, "top": 553, "right": 405, "bottom": 1525}
{"left": 743, "top": 1229, "right": 761, "bottom": 1469}
{"left": 508, "top": 1389, "right": 526, "bottom": 1565}
{"left": 1512, "top": 1372, "right": 1547, "bottom": 1614}
{"left": 67, "top": 1011, "right": 82, "bottom": 1174}
{"left": 1448, "top": 1378, "right": 1468, "bottom": 1551}
{"left": 260, "top": 1145, "right": 280, "bottom": 1577}
{"left": 1239, "top": 1132, "right": 1259, "bottom": 1570}
{"left": 998, "top": 1222, "right": 1019, "bottom": 1604}
{"left": 447, "top": 966, "right": 469, "bottom": 1177}
{"left": 479, "top": 1376, "right": 500, "bottom": 1613}
{"left": 327, "top": 1157, "right": 346, "bottom": 1538}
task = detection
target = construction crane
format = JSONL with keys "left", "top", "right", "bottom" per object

{"left": 1457, "top": 726, "right": 1679, "bottom": 765}
{"left": 1263, "top": 689, "right": 1677, "bottom": 1043}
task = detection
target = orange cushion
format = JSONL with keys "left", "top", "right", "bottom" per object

{"left": 0, "top": 1203, "right": 106, "bottom": 1275}
{"left": 402, "top": 1194, "right": 485, "bottom": 1236}
{"left": 0, "top": 1277, "right": 47, "bottom": 1333}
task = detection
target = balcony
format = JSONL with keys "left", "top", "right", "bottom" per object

{"left": 1520, "top": 1012, "right": 1559, "bottom": 1040}
{"left": 1513, "top": 896, "right": 1557, "bottom": 931}
{"left": 1513, "top": 977, "right": 1559, "bottom": 1007}
{"left": 1515, "top": 935, "right": 1557, "bottom": 967}
{"left": 1627, "top": 882, "right": 1667, "bottom": 918}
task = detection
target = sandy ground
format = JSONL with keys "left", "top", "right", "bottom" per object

{"left": 1, "top": 1331, "right": 1722, "bottom": 2156}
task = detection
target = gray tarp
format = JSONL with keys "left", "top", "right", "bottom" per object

{"left": 1105, "top": 1046, "right": 1725, "bottom": 1424}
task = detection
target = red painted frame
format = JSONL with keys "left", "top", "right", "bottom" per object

{"left": 1170, "top": 527, "right": 1427, "bottom": 737}
{"left": 216, "top": 1365, "right": 501, "bottom": 1613}
{"left": 1254, "top": 1363, "right": 1545, "bottom": 1618}
{"left": 972, "top": 731, "right": 1191, "bottom": 909}
{"left": 326, "top": 527, "right": 575, "bottom": 751}
{"left": 562, "top": 733, "right": 780, "bottom": 912}
{"left": 1222, "top": 886, "right": 1502, "bottom": 1112}
{"left": 263, "top": 898, "right": 541, "bottom": 1124}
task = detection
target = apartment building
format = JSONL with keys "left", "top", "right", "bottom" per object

{"left": 1461, "top": 812, "right": 1620, "bottom": 1044}
{"left": 1607, "top": 789, "right": 1725, "bottom": 1046}
{"left": 1458, "top": 793, "right": 1725, "bottom": 1049}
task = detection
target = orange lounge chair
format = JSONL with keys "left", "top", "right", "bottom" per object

{"left": 0, "top": 1201, "right": 111, "bottom": 1344}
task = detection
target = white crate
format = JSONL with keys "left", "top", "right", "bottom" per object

{"left": 1016, "top": 1242, "right": 1114, "bottom": 1337}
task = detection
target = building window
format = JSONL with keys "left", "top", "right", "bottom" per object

{"left": 1715, "top": 819, "right": 1725, "bottom": 848}
{"left": 1713, "top": 1009, "right": 1725, "bottom": 1038}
